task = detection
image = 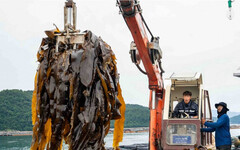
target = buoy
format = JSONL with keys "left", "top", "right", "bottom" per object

{"left": 228, "top": 0, "right": 234, "bottom": 20}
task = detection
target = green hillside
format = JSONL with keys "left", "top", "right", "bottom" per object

{"left": 213, "top": 115, "right": 240, "bottom": 123}
{"left": 0, "top": 90, "right": 32, "bottom": 131}
{"left": 0, "top": 89, "right": 239, "bottom": 131}
{"left": 0, "top": 90, "right": 150, "bottom": 131}
{"left": 231, "top": 114, "right": 240, "bottom": 124}
{"left": 123, "top": 108, "right": 240, "bottom": 127}
{"left": 119, "top": 104, "right": 150, "bottom": 128}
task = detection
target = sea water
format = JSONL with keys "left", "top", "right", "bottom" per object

{"left": 0, "top": 130, "right": 239, "bottom": 150}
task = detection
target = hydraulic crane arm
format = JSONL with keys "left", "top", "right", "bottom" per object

{"left": 117, "top": 0, "right": 165, "bottom": 149}
{"left": 117, "top": 0, "right": 164, "bottom": 90}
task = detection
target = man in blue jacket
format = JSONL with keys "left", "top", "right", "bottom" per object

{"left": 201, "top": 102, "right": 231, "bottom": 150}
{"left": 172, "top": 91, "right": 198, "bottom": 118}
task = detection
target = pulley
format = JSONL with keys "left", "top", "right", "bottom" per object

{"left": 149, "top": 37, "right": 164, "bottom": 74}
{"left": 129, "top": 41, "right": 141, "bottom": 65}
{"left": 149, "top": 37, "right": 162, "bottom": 64}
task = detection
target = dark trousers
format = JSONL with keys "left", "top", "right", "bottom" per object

{"left": 216, "top": 145, "right": 231, "bottom": 150}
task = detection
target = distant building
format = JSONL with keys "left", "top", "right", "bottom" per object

{"left": 233, "top": 67, "right": 240, "bottom": 78}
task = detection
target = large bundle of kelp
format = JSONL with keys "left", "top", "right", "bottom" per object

{"left": 31, "top": 30, "right": 125, "bottom": 150}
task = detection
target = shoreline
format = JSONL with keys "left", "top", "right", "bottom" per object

{"left": 1, "top": 125, "right": 240, "bottom": 136}
{"left": 108, "top": 127, "right": 149, "bottom": 134}
{"left": 0, "top": 131, "right": 32, "bottom": 136}
{"left": 0, "top": 127, "right": 150, "bottom": 136}
{"left": 230, "top": 124, "right": 240, "bottom": 129}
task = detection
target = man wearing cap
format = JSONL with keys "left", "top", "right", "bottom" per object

{"left": 201, "top": 102, "right": 232, "bottom": 150}
{"left": 172, "top": 91, "right": 198, "bottom": 118}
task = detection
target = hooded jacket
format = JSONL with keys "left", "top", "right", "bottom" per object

{"left": 201, "top": 114, "right": 232, "bottom": 147}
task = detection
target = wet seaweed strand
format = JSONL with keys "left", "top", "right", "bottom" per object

{"left": 31, "top": 30, "right": 125, "bottom": 150}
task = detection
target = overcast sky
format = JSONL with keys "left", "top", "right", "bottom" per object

{"left": 0, "top": 0, "right": 240, "bottom": 112}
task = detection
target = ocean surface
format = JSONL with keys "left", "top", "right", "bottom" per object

{"left": 0, "top": 129, "right": 239, "bottom": 150}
